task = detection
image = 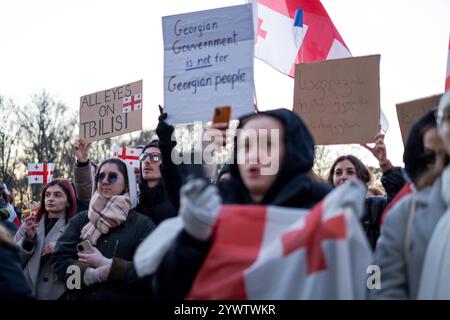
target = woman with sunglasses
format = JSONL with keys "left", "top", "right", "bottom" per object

{"left": 136, "top": 140, "right": 177, "bottom": 226}
{"left": 14, "top": 179, "right": 76, "bottom": 299}
{"left": 52, "top": 158, "right": 155, "bottom": 299}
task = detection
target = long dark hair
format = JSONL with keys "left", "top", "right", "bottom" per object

{"left": 327, "top": 155, "right": 371, "bottom": 186}
{"left": 35, "top": 179, "right": 77, "bottom": 223}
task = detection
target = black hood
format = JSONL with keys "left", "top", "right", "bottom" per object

{"left": 219, "top": 108, "right": 327, "bottom": 206}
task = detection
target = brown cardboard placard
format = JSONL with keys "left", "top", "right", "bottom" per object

{"left": 293, "top": 55, "right": 380, "bottom": 145}
{"left": 79, "top": 80, "right": 143, "bottom": 142}
{"left": 396, "top": 94, "right": 442, "bottom": 145}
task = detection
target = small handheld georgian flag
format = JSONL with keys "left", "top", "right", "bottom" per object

{"left": 27, "top": 163, "right": 55, "bottom": 185}
{"left": 113, "top": 146, "right": 140, "bottom": 168}
{"left": 123, "top": 93, "right": 142, "bottom": 113}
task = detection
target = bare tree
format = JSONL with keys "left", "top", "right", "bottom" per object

{"left": 0, "top": 96, "right": 22, "bottom": 188}
{"left": 313, "top": 145, "right": 334, "bottom": 180}
{"left": 18, "top": 91, "right": 77, "bottom": 180}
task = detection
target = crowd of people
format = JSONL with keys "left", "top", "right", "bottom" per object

{"left": 1, "top": 90, "right": 450, "bottom": 300}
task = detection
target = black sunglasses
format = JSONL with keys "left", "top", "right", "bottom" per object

{"left": 96, "top": 172, "right": 119, "bottom": 184}
{"left": 139, "top": 152, "right": 161, "bottom": 162}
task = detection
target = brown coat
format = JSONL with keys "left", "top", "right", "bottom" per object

{"left": 14, "top": 216, "right": 67, "bottom": 300}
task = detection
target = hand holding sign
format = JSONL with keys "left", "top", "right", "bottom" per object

{"left": 361, "top": 132, "right": 392, "bottom": 172}
{"left": 74, "top": 138, "right": 92, "bottom": 163}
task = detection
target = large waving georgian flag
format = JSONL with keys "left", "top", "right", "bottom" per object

{"left": 253, "top": 0, "right": 351, "bottom": 77}
{"left": 187, "top": 181, "right": 370, "bottom": 299}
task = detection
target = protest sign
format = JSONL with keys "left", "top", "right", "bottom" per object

{"left": 162, "top": 4, "right": 254, "bottom": 124}
{"left": 396, "top": 94, "right": 442, "bottom": 145}
{"left": 293, "top": 55, "right": 380, "bottom": 145}
{"left": 79, "top": 80, "right": 143, "bottom": 142}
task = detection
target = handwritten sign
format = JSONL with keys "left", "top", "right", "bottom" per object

{"left": 79, "top": 80, "right": 143, "bottom": 142}
{"left": 293, "top": 55, "right": 380, "bottom": 145}
{"left": 396, "top": 94, "right": 442, "bottom": 145}
{"left": 162, "top": 4, "right": 254, "bottom": 124}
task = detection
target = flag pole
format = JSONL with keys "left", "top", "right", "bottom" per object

{"left": 253, "top": 81, "right": 259, "bottom": 113}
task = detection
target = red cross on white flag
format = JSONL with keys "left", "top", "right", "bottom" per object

{"left": 113, "top": 146, "right": 140, "bottom": 168}
{"left": 27, "top": 163, "right": 55, "bottom": 185}
{"left": 186, "top": 180, "right": 371, "bottom": 299}
{"left": 123, "top": 93, "right": 143, "bottom": 113}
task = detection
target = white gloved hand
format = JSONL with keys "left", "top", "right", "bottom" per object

{"left": 180, "top": 178, "right": 222, "bottom": 241}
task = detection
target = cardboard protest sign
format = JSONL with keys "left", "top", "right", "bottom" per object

{"left": 80, "top": 80, "right": 143, "bottom": 142}
{"left": 162, "top": 4, "right": 254, "bottom": 124}
{"left": 293, "top": 55, "right": 380, "bottom": 145}
{"left": 396, "top": 94, "right": 442, "bottom": 145}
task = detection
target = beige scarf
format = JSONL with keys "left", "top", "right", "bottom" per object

{"left": 80, "top": 191, "right": 131, "bottom": 245}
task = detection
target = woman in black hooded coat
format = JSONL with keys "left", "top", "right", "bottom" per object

{"left": 151, "top": 108, "right": 332, "bottom": 299}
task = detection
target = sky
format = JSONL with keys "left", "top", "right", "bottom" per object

{"left": 1, "top": 0, "right": 449, "bottom": 166}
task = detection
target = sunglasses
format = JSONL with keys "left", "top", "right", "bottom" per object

{"left": 96, "top": 172, "right": 119, "bottom": 184}
{"left": 139, "top": 152, "right": 161, "bottom": 162}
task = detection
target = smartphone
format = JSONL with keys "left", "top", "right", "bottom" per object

{"left": 76, "top": 239, "right": 94, "bottom": 253}
{"left": 212, "top": 106, "right": 231, "bottom": 124}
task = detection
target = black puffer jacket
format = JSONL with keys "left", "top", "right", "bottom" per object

{"left": 137, "top": 180, "right": 177, "bottom": 226}
{"left": 152, "top": 108, "right": 332, "bottom": 299}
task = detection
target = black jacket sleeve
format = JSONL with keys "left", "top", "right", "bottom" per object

{"left": 157, "top": 115, "right": 183, "bottom": 210}
{"left": 152, "top": 230, "right": 211, "bottom": 299}
{"left": 381, "top": 166, "right": 406, "bottom": 202}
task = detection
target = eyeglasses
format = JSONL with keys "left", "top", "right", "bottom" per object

{"left": 139, "top": 152, "right": 161, "bottom": 163}
{"left": 96, "top": 172, "right": 119, "bottom": 184}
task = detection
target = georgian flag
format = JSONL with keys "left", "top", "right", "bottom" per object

{"left": 253, "top": 0, "right": 351, "bottom": 77}
{"left": 134, "top": 180, "right": 372, "bottom": 299}
{"left": 123, "top": 93, "right": 142, "bottom": 113}
{"left": 27, "top": 163, "right": 55, "bottom": 185}
{"left": 113, "top": 146, "right": 140, "bottom": 169}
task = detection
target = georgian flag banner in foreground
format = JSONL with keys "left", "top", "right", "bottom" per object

{"left": 253, "top": 0, "right": 351, "bottom": 77}
{"left": 27, "top": 163, "right": 55, "bottom": 185}
{"left": 113, "top": 146, "right": 140, "bottom": 169}
{"left": 446, "top": 35, "right": 450, "bottom": 91}
{"left": 134, "top": 180, "right": 372, "bottom": 299}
